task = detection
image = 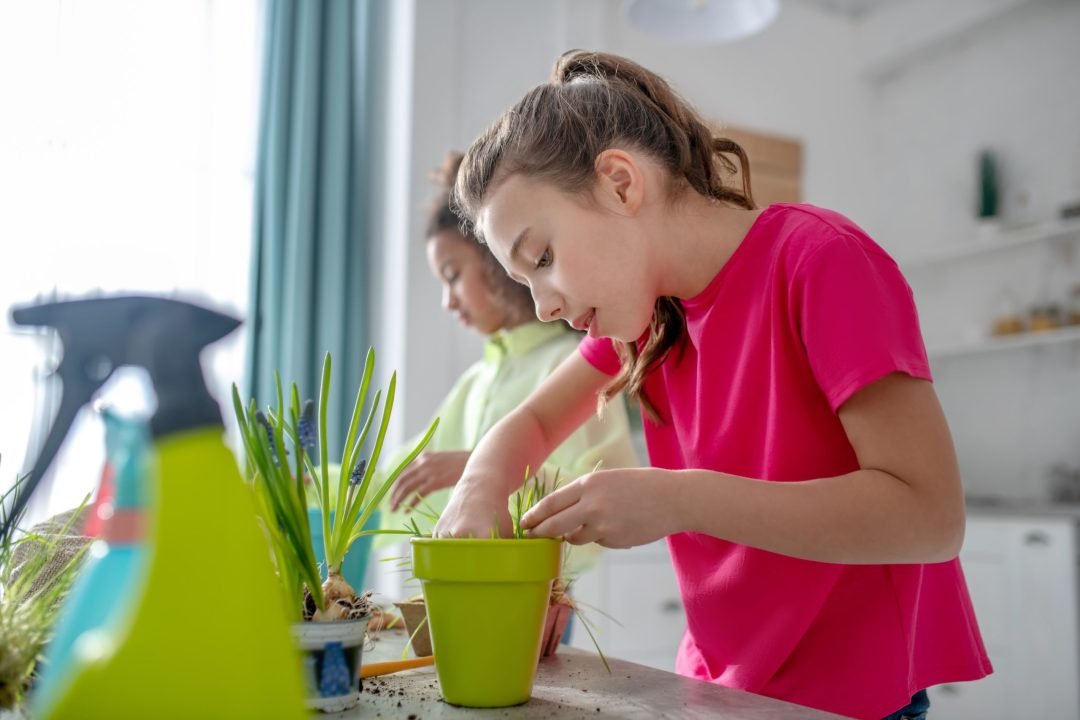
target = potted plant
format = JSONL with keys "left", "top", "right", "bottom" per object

{"left": 395, "top": 561, "right": 583, "bottom": 662}
{"left": 232, "top": 349, "right": 438, "bottom": 713}
{"left": 540, "top": 575, "right": 575, "bottom": 658}
{"left": 407, "top": 470, "right": 608, "bottom": 708}
{"left": 0, "top": 469, "right": 88, "bottom": 713}
{"left": 393, "top": 594, "right": 432, "bottom": 658}
{"left": 392, "top": 474, "right": 606, "bottom": 665}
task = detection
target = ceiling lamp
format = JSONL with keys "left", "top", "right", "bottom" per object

{"left": 623, "top": 0, "right": 780, "bottom": 45}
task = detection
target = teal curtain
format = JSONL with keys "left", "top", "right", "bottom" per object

{"left": 246, "top": 0, "right": 371, "bottom": 458}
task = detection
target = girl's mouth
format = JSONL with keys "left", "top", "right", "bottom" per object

{"left": 571, "top": 309, "right": 595, "bottom": 333}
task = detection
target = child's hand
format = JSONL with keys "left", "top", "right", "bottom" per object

{"left": 520, "top": 468, "right": 678, "bottom": 548}
{"left": 433, "top": 480, "right": 514, "bottom": 538}
{"left": 390, "top": 450, "right": 471, "bottom": 512}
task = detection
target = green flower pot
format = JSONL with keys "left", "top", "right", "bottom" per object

{"left": 411, "top": 537, "right": 562, "bottom": 707}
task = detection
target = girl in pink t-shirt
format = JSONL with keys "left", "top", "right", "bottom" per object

{"left": 434, "top": 50, "right": 990, "bottom": 719}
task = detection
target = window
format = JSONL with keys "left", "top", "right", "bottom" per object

{"left": 0, "top": 0, "right": 263, "bottom": 523}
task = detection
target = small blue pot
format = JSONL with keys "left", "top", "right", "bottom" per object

{"left": 292, "top": 616, "right": 368, "bottom": 712}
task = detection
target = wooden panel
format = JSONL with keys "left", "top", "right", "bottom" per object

{"left": 747, "top": 175, "right": 802, "bottom": 205}
{"left": 709, "top": 123, "right": 803, "bottom": 207}
{"left": 722, "top": 125, "right": 802, "bottom": 176}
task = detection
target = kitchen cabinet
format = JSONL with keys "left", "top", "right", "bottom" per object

{"left": 568, "top": 539, "right": 685, "bottom": 672}
{"left": 930, "top": 513, "right": 1080, "bottom": 719}
{"left": 572, "top": 512, "right": 1080, "bottom": 719}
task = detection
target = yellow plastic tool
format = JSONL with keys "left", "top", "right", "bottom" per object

{"left": 43, "top": 429, "right": 308, "bottom": 719}
{"left": 360, "top": 656, "right": 435, "bottom": 678}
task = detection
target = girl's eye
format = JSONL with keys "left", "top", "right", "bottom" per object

{"left": 535, "top": 247, "right": 552, "bottom": 270}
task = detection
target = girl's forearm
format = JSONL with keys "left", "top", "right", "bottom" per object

{"left": 671, "top": 468, "right": 965, "bottom": 565}
{"left": 458, "top": 405, "right": 557, "bottom": 498}
{"left": 459, "top": 354, "right": 609, "bottom": 499}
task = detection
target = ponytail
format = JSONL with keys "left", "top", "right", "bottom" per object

{"left": 453, "top": 51, "right": 754, "bottom": 421}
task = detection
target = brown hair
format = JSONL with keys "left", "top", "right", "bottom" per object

{"left": 451, "top": 51, "right": 754, "bottom": 421}
{"left": 426, "top": 151, "right": 534, "bottom": 323}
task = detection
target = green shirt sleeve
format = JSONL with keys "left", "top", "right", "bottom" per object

{"left": 373, "top": 363, "right": 484, "bottom": 541}
{"left": 373, "top": 323, "right": 641, "bottom": 574}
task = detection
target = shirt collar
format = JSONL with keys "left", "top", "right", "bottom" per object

{"left": 484, "top": 321, "right": 570, "bottom": 362}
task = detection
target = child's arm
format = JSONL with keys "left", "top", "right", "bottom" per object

{"left": 688, "top": 372, "right": 964, "bottom": 563}
{"left": 433, "top": 352, "right": 610, "bottom": 538}
{"left": 523, "top": 372, "right": 966, "bottom": 565}
{"left": 389, "top": 450, "right": 471, "bottom": 512}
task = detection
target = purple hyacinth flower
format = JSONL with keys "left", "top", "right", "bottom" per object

{"left": 254, "top": 411, "right": 280, "bottom": 465}
{"left": 349, "top": 459, "right": 367, "bottom": 486}
{"left": 298, "top": 399, "right": 317, "bottom": 459}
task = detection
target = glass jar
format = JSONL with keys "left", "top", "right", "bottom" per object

{"left": 1067, "top": 284, "right": 1080, "bottom": 326}
{"left": 991, "top": 290, "right": 1025, "bottom": 336}
{"left": 1029, "top": 304, "right": 1061, "bottom": 332}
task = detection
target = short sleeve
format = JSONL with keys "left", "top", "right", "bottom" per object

{"left": 792, "top": 231, "right": 932, "bottom": 411}
{"left": 577, "top": 335, "right": 622, "bottom": 376}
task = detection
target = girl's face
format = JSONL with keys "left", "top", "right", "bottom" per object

{"left": 478, "top": 173, "right": 656, "bottom": 343}
{"left": 426, "top": 229, "right": 512, "bottom": 335}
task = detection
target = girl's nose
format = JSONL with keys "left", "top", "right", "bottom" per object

{"left": 534, "top": 293, "right": 562, "bottom": 322}
{"left": 443, "top": 287, "right": 458, "bottom": 312}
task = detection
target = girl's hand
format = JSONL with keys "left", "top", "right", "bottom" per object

{"left": 389, "top": 450, "right": 471, "bottom": 512}
{"left": 433, "top": 479, "right": 513, "bottom": 538}
{"left": 520, "top": 468, "right": 679, "bottom": 548}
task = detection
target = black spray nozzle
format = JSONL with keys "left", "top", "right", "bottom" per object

{"left": 4, "top": 294, "right": 241, "bottom": 536}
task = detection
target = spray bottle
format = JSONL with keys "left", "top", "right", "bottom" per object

{"left": 29, "top": 408, "right": 149, "bottom": 718}
{"left": 8, "top": 295, "right": 306, "bottom": 719}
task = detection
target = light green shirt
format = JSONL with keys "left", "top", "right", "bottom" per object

{"left": 376, "top": 321, "right": 639, "bottom": 574}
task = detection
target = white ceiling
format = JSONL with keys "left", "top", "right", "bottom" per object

{"left": 789, "top": 0, "right": 908, "bottom": 20}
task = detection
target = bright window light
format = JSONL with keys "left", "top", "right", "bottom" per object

{"left": 0, "top": 0, "right": 263, "bottom": 523}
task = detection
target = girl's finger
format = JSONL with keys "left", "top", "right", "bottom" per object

{"left": 404, "top": 483, "right": 432, "bottom": 513}
{"left": 520, "top": 483, "right": 583, "bottom": 529}
{"left": 564, "top": 524, "right": 600, "bottom": 546}
{"left": 390, "top": 472, "right": 424, "bottom": 511}
{"left": 527, "top": 499, "right": 588, "bottom": 538}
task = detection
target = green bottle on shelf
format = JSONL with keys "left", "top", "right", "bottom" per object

{"left": 977, "top": 149, "right": 999, "bottom": 220}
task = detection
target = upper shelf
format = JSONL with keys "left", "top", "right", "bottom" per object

{"left": 928, "top": 324, "right": 1080, "bottom": 360}
{"left": 899, "top": 217, "right": 1080, "bottom": 271}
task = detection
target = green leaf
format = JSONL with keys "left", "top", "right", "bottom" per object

{"left": 339, "top": 348, "right": 375, "bottom": 515}
{"left": 318, "top": 354, "right": 332, "bottom": 561}
{"left": 349, "top": 416, "right": 439, "bottom": 547}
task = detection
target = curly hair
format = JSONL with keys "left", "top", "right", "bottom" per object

{"left": 426, "top": 151, "right": 535, "bottom": 324}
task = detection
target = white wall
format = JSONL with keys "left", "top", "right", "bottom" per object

{"left": 396, "top": 0, "right": 873, "bottom": 435}
{"left": 391, "top": 0, "right": 1080, "bottom": 503}
{"left": 397, "top": 0, "right": 575, "bottom": 439}
{"left": 870, "top": 0, "right": 1080, "bottom": 500}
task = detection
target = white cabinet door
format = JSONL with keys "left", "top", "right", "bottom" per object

{"left": 930, "top": 515, "right": 1079, "bottom": 720}
{"left": 569, "top": 540, "right": 684, "bottom": 672}
{"left": 574, "top": 514, "right": 1080, "bottom": 718}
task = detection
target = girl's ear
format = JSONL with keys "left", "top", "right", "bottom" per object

{"left": 594, "top": 149, "right": 645, "bottom": 216}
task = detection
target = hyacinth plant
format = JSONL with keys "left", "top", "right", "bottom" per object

{"left": 394, "top": 466, "right": 612, "bottom": 671}
{"left": 232, "top": 349, "right": 438, "bottom": 623}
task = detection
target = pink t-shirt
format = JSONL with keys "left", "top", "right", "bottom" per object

{"left": 579, "top": 204, "right": 991, "bottom": 719}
